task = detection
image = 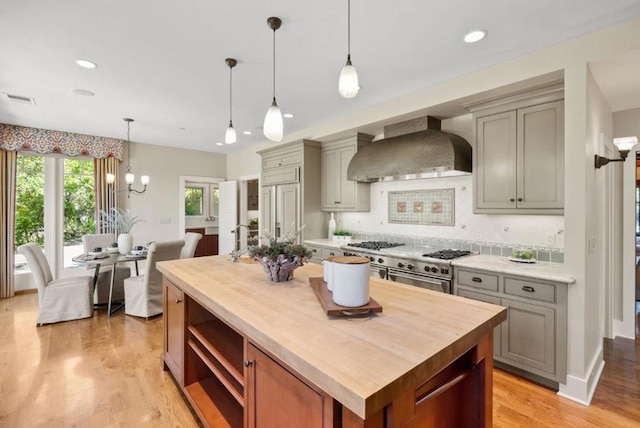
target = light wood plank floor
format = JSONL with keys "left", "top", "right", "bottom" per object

{"left": 1, "top": 292, "right": 638, "bottom": 427}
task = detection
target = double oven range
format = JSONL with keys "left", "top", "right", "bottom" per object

{"left": 341, "top": 241, "right": 475, "bottom": 294}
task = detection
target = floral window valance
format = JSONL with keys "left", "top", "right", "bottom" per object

{"left": 0, "top": 123, "right": 124, "bottom": 160}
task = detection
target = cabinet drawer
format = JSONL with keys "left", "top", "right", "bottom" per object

{"left": 262, "top": 151, "right": 302, "bottom": 170}
{"left": 504, "top": 277, "right": 555, "bottom": 303}
{"left": 456, "top": 270, "right": 499, "bottom": 292}
{"left": 262, "top": 166, "right": 299, "bottom": 186}
{"left": 307, "top": 245, "right": 323, "bottom": 263}
{"left": 322, "top": 248, "right": 342, "bottom": 258}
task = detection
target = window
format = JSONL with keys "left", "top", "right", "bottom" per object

{"left": 185, "top": 187, "right": 205, "bottom": 216}
{"left": 185, "top": 183, "right": 219, "bottom": 219}
{"left": 14, "top": 154, "right": 95, "bottom": 278}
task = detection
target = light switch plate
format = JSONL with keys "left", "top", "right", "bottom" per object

{"left": 589, "top": 236, "right": 596, "bottom": 253}
{"left": 160, "top": 217, "right": 171, "bottom": 224}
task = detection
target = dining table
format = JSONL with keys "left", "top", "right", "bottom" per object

{"left": 73, "top": 251, "right": 147, "bottom": 316}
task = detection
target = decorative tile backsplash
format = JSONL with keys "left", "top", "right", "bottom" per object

{"left": 388, "top": 189, "right": 455, "bottom": 225}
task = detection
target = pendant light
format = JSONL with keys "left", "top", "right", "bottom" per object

{"left": 339, "top": 0, "right": 359, "bottom": 98}
{"left": 224, "top": 58, "right": 237, "bottom": 144}
{"left": 122, "top": 118, "right": 149, "bottom": 197}
{"left": 263, "top": 17, "right": 283, "bottom": 142}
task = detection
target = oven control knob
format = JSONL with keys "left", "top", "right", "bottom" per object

{"left": 431, "top": 266, "right": 438, "bottom": 273}
{"left": 397, "top": 262, "right": 405, "bottom": 268}
{"left": 369, "top": 256, "right": 375, "bottom": 262}
{"left": 407, "top": 263, "right": 414, "bottom": 270}
{"left": 378, "top": 258, "right": 384, "bottom": 264}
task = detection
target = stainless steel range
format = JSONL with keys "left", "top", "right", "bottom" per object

{"left": 341, "top": 241, "right": 475, "bottom": 294}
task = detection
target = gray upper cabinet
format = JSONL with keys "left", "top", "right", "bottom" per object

{"left": 321, "top": 133, "right": 373, "bottom": 212}
{"left": 258, "top": 140, "right": 326, "bottom": 243}
{"left": 470, "top": 84, "right": 564, "bottom": 215}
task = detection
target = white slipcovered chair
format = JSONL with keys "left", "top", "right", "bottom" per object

{"left": 82, "top": 233, "right": 131, "bottom": 304}
{"left": 124, "top": 239, "right": 185, "bottom": 318}
{"left": 180, "top": 232, "right": 202, "bottom": 259}
{"left": 17, "top": 243, "right": 94, "bottom": 325}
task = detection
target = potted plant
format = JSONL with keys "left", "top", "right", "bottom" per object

{"left": 332, "top": 228, "right": 352, "bottom": 242}
{"left": 248, "top": 224, "right": 311, "bottom": 282}
{"left": 99, "top": 207, "right": 144, "bottom": 255}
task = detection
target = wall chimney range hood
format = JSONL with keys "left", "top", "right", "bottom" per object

{"left": 347, "top": 116, "right": 472, "bottom": 182}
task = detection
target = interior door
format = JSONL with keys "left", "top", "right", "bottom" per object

{"left": 218, "top": 180, "right": 237, "bottom": 255}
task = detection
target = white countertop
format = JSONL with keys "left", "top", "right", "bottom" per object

{"left": 304, "top": 238, "right": 358, "bottom": 249}
{"left": 452, "top": 254, "right": 575, "bottom": 284}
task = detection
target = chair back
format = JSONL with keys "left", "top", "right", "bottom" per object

{"left": 82, "top": 233, "right": 116, "bottom": 253}
{"left": 17, "top": 243, "right": 53, "bottom": 297}
{"left": 180, "top": 232, "right": 202, "bottom": 258}
{"left": 144, "top": 239, "right": 185, "bottom": 290}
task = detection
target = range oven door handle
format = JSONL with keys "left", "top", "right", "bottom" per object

{"left": 387, "top": 270, "right": 445, "bottom": 286}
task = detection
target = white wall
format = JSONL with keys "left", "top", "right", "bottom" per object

{"left": 122, "top": 142, "right": 226, "bottom": 247}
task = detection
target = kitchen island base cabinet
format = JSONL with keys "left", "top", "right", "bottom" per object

{"left": 160, "top": 260, "right": 505, "bottom": 428}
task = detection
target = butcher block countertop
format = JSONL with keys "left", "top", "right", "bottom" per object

{"left": 157, "top": 255, "right": 506, "bottom": 420}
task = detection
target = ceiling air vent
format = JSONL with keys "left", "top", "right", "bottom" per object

{"left": 3, "top": 93, "right": 37, "bottom": 106}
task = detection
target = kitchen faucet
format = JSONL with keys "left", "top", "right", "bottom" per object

{"left": 230, "top": 224, "right": 250, "bottom": 262}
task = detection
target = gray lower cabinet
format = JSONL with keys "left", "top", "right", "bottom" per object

{"left": 305, "top": 243, "right": 343, "bottom": 263}
{"left": 454, "top": 267, "right": 567, "bottom": 386}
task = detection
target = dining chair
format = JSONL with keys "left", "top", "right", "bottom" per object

{"left": 82, "top": 233, "right": 131, "bottom": 304}
{"left": 17, "top": 243, "right": 94, "bottom": 325}
{"left": 180, "top": 232, "right": 202, "bottom": 258}
{"left": 124, "top": 239, "right": 185, "bottom": 318}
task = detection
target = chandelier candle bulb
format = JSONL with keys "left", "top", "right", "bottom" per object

{"left": 331, "top": 256, "right": 370, "bottom": 307}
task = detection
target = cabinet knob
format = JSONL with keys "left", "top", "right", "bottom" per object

{"left": 510, "top": 198, "right": 515, "bottom": 202}
{"left": 175, "top": 299, "right": 182, "bottom": 304}
{"left": 517, "top": 197, "right": 523, "bottom": 202}
{"left": 472, "top": 277, "right": 482, "bottom": 283}
{"left": 244, "top": 360, "right": 254, "bottom": 367}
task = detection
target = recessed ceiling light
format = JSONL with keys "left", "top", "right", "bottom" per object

{"left": 216, "top": 142, "right": 224, "bottom": 146}
{"left": 243, "top": 131, "right": 252, "bottom": 135}
{"left": 71, "top": 88, "right": 95, "bottom": 96}
{"left": 463, "top": 30, "right": 487, "bottom": 43}
{"left": 283, "top": 113, "right": 294, "bottom": 119}
{"left": 76, "top": 59, "right": 97, "bottom": 69}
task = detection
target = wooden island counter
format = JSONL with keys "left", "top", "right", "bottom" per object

{"left": 157, "top": 256, "right": 506, "bottom": 428}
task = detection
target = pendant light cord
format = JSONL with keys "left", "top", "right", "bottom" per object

{"left": 347, "top": 0, "right": 351, "bottom": 57}
{"left": 126, "top": 120, "right": 131, "bottom": 172}
{"left": 272, "top": 28, "right": 276, "bottom": 101}
{"left": 229, "top": 65, "right": 233, "bottom": 123}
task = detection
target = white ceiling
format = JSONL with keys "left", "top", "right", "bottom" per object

{"left": 1, "top": 0, "right": 640, "bottom": 154}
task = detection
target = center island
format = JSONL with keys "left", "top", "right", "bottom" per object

{"left": 157, "top": 255, "right": 506, "bottom": 427}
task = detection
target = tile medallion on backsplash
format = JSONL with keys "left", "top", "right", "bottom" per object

{"left": 388, "top": 189, "right": 455, "bottom": 226}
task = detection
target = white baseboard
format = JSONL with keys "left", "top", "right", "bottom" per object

{"left": 557, "top": 346, "right": 604, "bottom": 405}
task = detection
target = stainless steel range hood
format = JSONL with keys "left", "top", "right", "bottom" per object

{"left": 347, "top": 116, "right": 472, "bottom": 182}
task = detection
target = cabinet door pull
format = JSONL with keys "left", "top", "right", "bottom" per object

{"left": 175, "top": 299, "right": 182, "bottom": 304}
{"left": 517, "top": 197, "right": 523, "bottom": 202}
{"left": 510, "top": 198, "right": 515, "bottom": 202}
{"left": 472, "top": 277, "right": 483, "bottom": 283}
{"left": 329, "top": 252, "right": 335, "bottom": 256}
{"left": 522, "top": 285, "right": 535, "bottom": 292}
{"left": 312, "top": 249, "right": 317, "bottom": 253}
{"left": 244, "top": 360, "right": 254, "bottom": 367}
{"left": 335, "top": 201, "right": 341, "bottom": 204}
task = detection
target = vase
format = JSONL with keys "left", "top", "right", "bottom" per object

{"left": 118, "top": 233, "right": 133, "bottom": 255}
{"left": 257, "top": 255, "right": 304, "bottom": 282}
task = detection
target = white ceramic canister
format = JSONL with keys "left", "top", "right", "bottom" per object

{"left": 323, "top": 256, "right": 337, "bottom": 291}
{"left": 331, "top": 256, "right": 370, "bottom": 307}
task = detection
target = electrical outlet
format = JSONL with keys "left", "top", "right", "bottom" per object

{"left": 545, "top": 232, "right": 555, "bottom": 245}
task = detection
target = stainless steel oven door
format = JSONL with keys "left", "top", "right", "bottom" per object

{"left": 370, "top": 264, "right": 388, "bottom": 280}
{"left": 387, "top": 268, "right": 450, "bottom": 293}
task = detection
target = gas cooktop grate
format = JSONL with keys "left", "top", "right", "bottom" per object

{"left": 422, "top": 250, "right": 472, "bottom": 260}
{"left": 346, "top": 241, "right": 405, "bottom": 251}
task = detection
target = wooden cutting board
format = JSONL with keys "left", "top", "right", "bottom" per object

{"left": 308, "top": 277, "right": 382, "bottom": 316}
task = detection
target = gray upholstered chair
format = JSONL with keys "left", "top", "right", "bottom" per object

{"left": 124, "top": 239, "right": 185, "bottom": 318}
{"left": 180, "top": 232, "right": 202, "bottom": 258}
{"left": 17, "top": 243, "right": 94, "bottom": 325}
{"left": 82, "top": 233, "right": 131, "bottom": 304}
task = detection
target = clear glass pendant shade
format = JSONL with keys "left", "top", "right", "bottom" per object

{"left": 339, "top": 60, "right": 359, "bottom": 98}
{"left": 263, "top": 99, "right": 283, "bottom": 142}
{"left": 225, "top": 122, "right": 237, "bottom": 144}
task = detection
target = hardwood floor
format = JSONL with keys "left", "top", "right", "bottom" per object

{"left": 1, "top": 292, "right": 639, "bottom": 427}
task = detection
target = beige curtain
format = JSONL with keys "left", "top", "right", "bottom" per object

{"left": 1, "top": 149, "right": 17, "bottom": 298}
{"left": 94, "top": 157, "right": 120, "bottom": 234}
